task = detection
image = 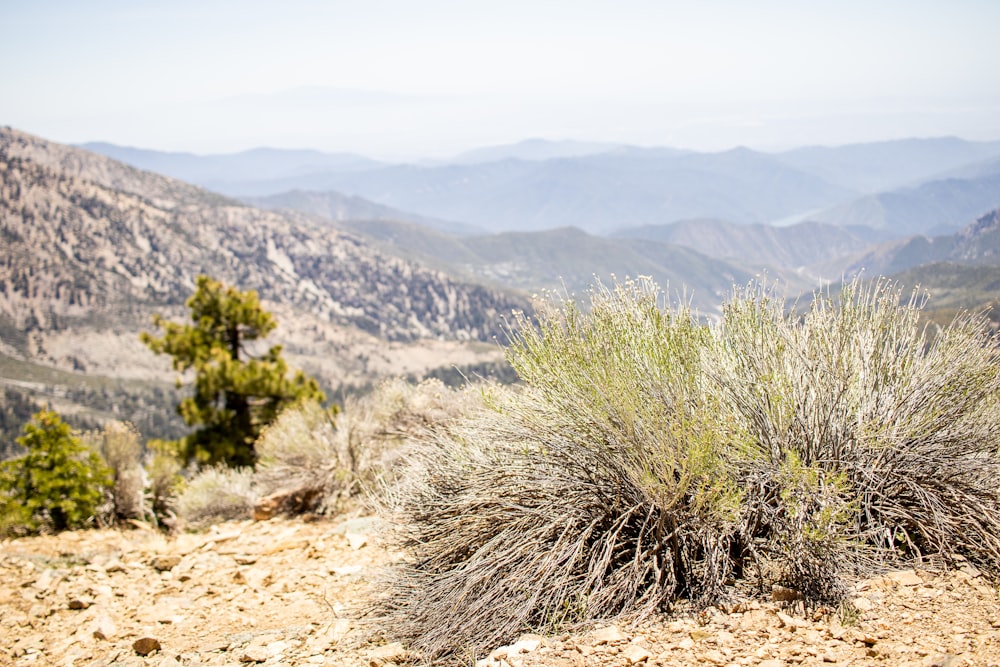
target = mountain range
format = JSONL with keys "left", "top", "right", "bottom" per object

{"left": 4, "top": 127, "right": 1000, "bottom": 447}
{"left": 84, "top": 137, "right": 1000, "bottom": 236}
{"left": 1, "top": 128, "right": 526, "bottom": 441}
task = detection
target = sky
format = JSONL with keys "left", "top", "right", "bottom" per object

{"left": 2, "top": 0, "right": 999, "bottom": 160}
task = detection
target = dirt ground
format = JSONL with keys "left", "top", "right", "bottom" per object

{"left": 2, "top": 517, "right": 999, "bottom": 667}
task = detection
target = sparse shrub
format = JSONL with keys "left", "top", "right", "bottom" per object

{"left": 716, "top": 279, "right": 1000, "bottom": 596}
{"left": 0, "top": 410, "right": 111, "bottom": 535}
{"left": 377, "top": 277, "right": 1000, "bottom": 663}
{"left": 255, "top": 379, "right": 474, "bottom": 518}
{"left": 177, "top": 465, "right": 255, "bottom": 526}
{"left": 145, "top": 439, "right": 184, "bottom": 530}
{"left": 82, "top": 421, "right": 146, "bottom": 523}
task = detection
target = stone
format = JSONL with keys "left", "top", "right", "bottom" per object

{"left": 887, "top": 569, "right": 923, "bottom": 587}
{"left": 508, "top": 637, "right": 542, "bottom": 654}
{"left": 772, "top": 584, "right": 804, "bottom": 602}
{"left": 622, "top": 645, "right": 651, "bottom": 664}
{"left": 369, "top": 641, "right": 409, "bottom": 666}
{"left": 241, "top": 646, "right": 268, "bottom": 663}
{"left": 92, "top": 615, "right": 117, "bottom": 640}
{"left": 776, "top": 611, "right": 810, "bottom": 629}
{"left": 677, "top": 637, "right": 695, "bottom": 650}
{"left": 591, "top": 625, "right": 628, "bottom": 644}
{"left": 346, "top": 532, "right": 368, "bottom": 550}
{"left": 152, "top": 555, "right": 182, "bottom": 571}
{"left": 68, "top": 596, "right": 93, "bottom": 610}
{"left": 133, "top": 637, "right": 162, "bottom": 656}
{"left": 851, "top": 596, "right": 875, "bottom": 611}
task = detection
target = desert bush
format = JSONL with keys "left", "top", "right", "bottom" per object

{"left": 716, "top": 279, "right": 1000, "bottom": 597}
{"left": 177, "top": 465, "right": 255, "bottom": 526}
{"left": 82, "top": 421, "right": 147, "bottom": 523}
{"left": 378, "top": 277, "right": 1000, "bottom": 663}
{"left": 377, "top": 280, "right": 745, "bottom": 660}
{"left": 145, "top": 439, "right": 184, "bottom": 530}
{"left": 0, "top": 410, "right": 112, "bottom": 536}
{"left": 255, "top": 379, "right": 476, "bottom": 518}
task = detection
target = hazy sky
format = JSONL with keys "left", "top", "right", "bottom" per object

{"left": 2, "top": 0, "right": 999, "bottom": 159}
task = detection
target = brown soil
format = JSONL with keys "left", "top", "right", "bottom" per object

{"left": 2, "top": 518, "right": 999, "bottom": 667}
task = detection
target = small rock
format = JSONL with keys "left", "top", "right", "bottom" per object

{"left": 689, "top": 628, "right": 713, "bottom": 641}
{"left": 923, "top": 655, "right": 957, "bottom": 667}
{"left": 677, "top": 637, "right": 695, "bottom": 650}
{"left": 851, "top": 596, "right": 875, "bottom": 611}
{"left": 591, "top": 625, "right": 628, "bottom": 644}
{"left": 772, "top": 584, "right": 804, "bottom": 602}
{"left": 759, "top": 660, "right": 784, "bottom": 667}
{"left": 68, "top": 596, "right": 93, "bottom": 610}
{"left": 369, "top": 641, "right": 409, "bottom": 666}
{"left": 346, "top": 532, "right": 368, "bottom": 550}
{"left": 105, "top": 559, "right": 127, "bottom": 573}
{"left": 886, "top": 569, "right": 923, "bottom": 586}
{"left": 622, "top": 645, "right": 651, "bottom": 664}
{"left": 152, "top": 555, "right": 182, "bottom": 571}
{"left": 28, "top": 604, "right": 51, "bottom": 618}
{"left": 776, "top": 611, "right": 810, "bottom": 629}
{"left": 133, "top": 637, "right": 162, "bottom": 656}
{"left": 241, "top": 646, "right": 268, "bottom": 663}
{"left": 699, "top": 649, "right": 727, "bottom": 665}
{"left": 507, "top": 637, "right": 541, "bottom": 654}
{"left": 233, "top": 554, "right": 258, "bottom": 565}
{"left": 92, "top": 615, "right": 117, "bottom": 640}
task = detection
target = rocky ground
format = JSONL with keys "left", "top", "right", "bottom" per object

{"left": 2, "top": 517, "right": 1000, "bottom": 667}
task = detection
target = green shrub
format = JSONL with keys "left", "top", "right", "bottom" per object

{"left": 377, "top": 277, "right": 1000, "bottom": 663}
{"left": 0, "top": 410, "right": 112, "bottom": 535}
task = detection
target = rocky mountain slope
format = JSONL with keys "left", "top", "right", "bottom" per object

{"left": 0, "top": 127, "right": 526, "bottom": 441}
{"left": 613, "top": 219, "right": 882, "bottom": 279}
{"left": 844, "top": 208, "right": 1000, "bottom": 277}
{"left": 1, "top": 127, "right": 523, "bottom": 343}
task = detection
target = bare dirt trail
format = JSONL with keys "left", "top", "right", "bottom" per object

{"left": 3, "top": 518, "right": 1000, "bottom": 667}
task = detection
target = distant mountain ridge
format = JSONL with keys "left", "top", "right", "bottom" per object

{"left": 83, "top": 136, "right": 1000, "bottom": 237}
{"left": 4, "top": 128, "right": 522, "bottom": 345}
{"left": 845, "top": 208, "right": 1000, "bottom": 277}
{"left": 612, "top": 218, "right": 882, "bottom": 278}
{"left": 243, "top": 189, "right": 483, "bottom": 236}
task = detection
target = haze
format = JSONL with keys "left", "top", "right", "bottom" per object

{"left": 2, "top": 0, "right": 999, "bottom": 159}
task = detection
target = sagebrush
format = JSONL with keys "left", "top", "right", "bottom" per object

{"left": 378, "top": 277, "right": 1000, "bottom": 663}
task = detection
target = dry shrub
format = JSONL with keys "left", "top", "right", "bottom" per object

{"left": 255, "top": 379, "right": 476, "bottom": 517}
{"left": 177, "top": 465, "right": 255, "bottom": 526}
{"left": 146, "top": 439, "right": 184, "bottom": 530}
{"left": 82, "top": 421, "right": 146, "bottom": 523}
{"left": 377, "top": 277, "right": 1000, "bottom": 663}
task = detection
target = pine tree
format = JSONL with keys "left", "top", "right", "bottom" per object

{"left": 141, "top": 275, "right": 326, "bottom": 467}
{"left": 0, "top": 410, "right": 111, "bottom": 535}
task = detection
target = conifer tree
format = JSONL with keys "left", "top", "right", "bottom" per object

{"left": 141, "top": 275, "right": 325, "bottom": 467}
{"left": 0, "top": 410, "right": 111, "bottom": 534}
